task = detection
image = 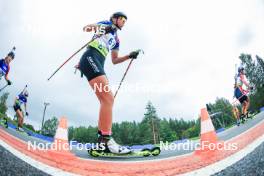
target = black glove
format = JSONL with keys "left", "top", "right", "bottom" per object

{"left": 26, "top": 112, "right": 29, "bottom": 116}
{"left": 7, "top": 80, "right": 12, "bottom": 85}
{"left": 104, "top": 25, "right": 117, "bottom": 34}
{"left": 128, "top": 50, "right": 140, "bottom": 59}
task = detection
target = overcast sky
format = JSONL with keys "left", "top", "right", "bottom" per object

{"left": 0, "top": 0, "right": 264, "bottom": 130}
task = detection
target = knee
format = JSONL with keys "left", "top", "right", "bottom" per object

{"left": 245, "top": 100, "right": 249, "bottom": 105}
{"left": 98, "top": 93, "right": 114, "bottom": 106}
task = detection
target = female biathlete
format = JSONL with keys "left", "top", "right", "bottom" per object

{"left": 0, "top": 48, "right": 15, "bottom": 86}
{"left": 234, "top": 66, "right": 252, "bottom": 123}
{"left": 13, "top": 90, "right": 29, "bottom": 131}
{"left": 77, "top": 12, "right": 140, "bottom": 154}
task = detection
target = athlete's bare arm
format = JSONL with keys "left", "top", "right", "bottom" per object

{"left": 240, "top": 75, "right": 250, "bottom": 88}
{"left": 111, "top": 50, "right": 129, "bottom": 65}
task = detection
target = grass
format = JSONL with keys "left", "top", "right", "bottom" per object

{"left": 189, "top": 136, "right": 200, "bottom": 140}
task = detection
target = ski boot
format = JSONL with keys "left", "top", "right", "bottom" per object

{"left": 89, "top": 132, "right": 131, "bottom": 157}
{"left": 236, "top": 119, "right": 240, "bottom": 126}
{"left": 16, "top": 126, "right": 25, "bottom": 132}
{"left": 99, "top": 134, "right": 131, "bottom": 154}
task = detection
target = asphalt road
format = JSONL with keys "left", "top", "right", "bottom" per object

{"left": 0, "top": 145, "right": 50, "bottom": 176}
{"left": 213, "top": 139, "right": 264, "bottom": 176}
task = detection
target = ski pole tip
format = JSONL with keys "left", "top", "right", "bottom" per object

{"left": 138, "top": 49, "right": 144, "bottom": 54}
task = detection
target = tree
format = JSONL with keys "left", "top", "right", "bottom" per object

{"left": 23, "top": 123, "right": 36, "bottom": 132}
{"left": 239, "top": 54, "right": 264, "bottom": 111}
{"left": 182, "top": 118, "right": 200, "bottom": 139}
{"left": 141, "top": 101, "right": 161, "bottom": 144}
{"left": 159, "top": 118, "right": 178, "bottom": 142}
{"left": 206, "top": 97, "right": 234, "bottom": 129}
{"left": 42, "top": 116, "right": 58, "bottom": 137}
{"left": 0, "top": 92, "right": 9, "bottom": 115}
{"left": 113, "top": 121, "right": 140, "bottom": 145}
{"left": 68, "top": 126, "right": 74, "bottom": 141}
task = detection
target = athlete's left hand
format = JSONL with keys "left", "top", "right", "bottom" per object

{"left": 7, "top": 80, "right": 12, "bottom": 85}
{"left": 74, "top": 63, "right": 80, "bottom": 70}
{"left": 104, "top": 25, "right": 117, "bottom": 34}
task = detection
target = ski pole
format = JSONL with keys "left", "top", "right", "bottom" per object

{"left": 47, "top": 39, "right": 96, "bottom": 81}
{"left": 232, "top": 87, "right": 254, "bottom": 105}
{"left": 234, "top": 64, "right": 237, "bottom": 85}
{"left": 232, "top": 89, "right": 251, "bottom": 105}
{"left": 114, "top": 59, "right": 134, "bottom": 98}
{"left": 114, "top": 49, "right": 144, "bottom": 98}
{"left": 11, "top": 46, "right": 16, "bottom": 52}
{"left": 0, "top": 84, "right": 8, "bottom": 92}
{"left": 20, "top": 85, "right": 28, "bottom": 94}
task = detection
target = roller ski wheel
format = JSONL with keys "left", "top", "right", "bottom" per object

{"left": 88, "top": 148, "right": 131, "bottom": 157}
{"left": 246, "top": 112, "right": 253, "bottom": 119}
{"left": 141, "top": 148, "right": 151, "bottom": 157}
{"left": 89, "top": 149, "right": 100, "bottom": 157}
{"left": 151, "top": 147, "right": 161, "bottom": 156}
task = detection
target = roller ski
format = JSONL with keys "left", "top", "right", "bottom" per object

{"left": 16, "top": 126, "right": 25, "bottom": 133}
{"left": 245, "top": 112, "right": 253, "bottom": 119}
{"left": 88, "top": 135, "right": 161, "bottom": 157}
{"left": 15, "top": 126, "right": 30, "bottom": 136}
{"left": 89, "top": 145, "right": 161, "bottom": 158}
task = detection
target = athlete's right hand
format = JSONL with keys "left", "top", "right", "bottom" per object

{"left": 128, "top": 50, "right": 140, "bottom": 59}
